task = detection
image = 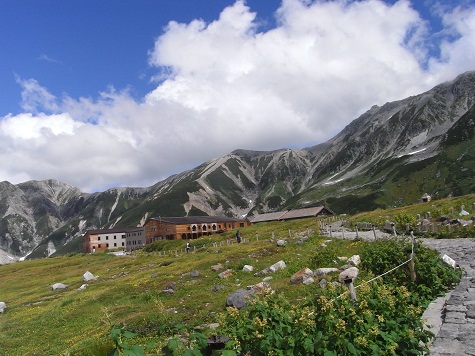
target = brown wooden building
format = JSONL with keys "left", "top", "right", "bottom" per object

{"left": 144, "top": 216, "right": 251, "bottom": 243}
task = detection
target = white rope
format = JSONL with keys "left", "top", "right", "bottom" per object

{"left": 331, "top": 233, "right": 416, "bottom": 302}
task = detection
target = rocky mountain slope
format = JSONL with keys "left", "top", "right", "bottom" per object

{"left": 1, "top": 71, "right": 474, "bottom": 263}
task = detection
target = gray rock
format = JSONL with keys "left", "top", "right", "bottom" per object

{"left": 314, "top": 267, "right": 339, "bottom": 276}
{"left": 0, "top": 302, "right": 6, "bottom": 313}
{"left": 339, "top": 267, "right": 359, "bottom": 283}
{"left": 290, "top": 268, "right": 314, "bottom": 284}
{"left": 254, "top": 260, "right": 286, "bottom": 276}
{"left": 78, "top": 284, "right": 88, "bottom": 290}
{"left": 303, "top": 277, "right": 315, "bottom": 285}
{"left": 211, "top": 263, "right": 224, "bottom": 271}
{"left": 347, "top": 255, "right": 361, "bottom": 266}
{"left": 319, "top": 279, "right": 328, "bottom": 288}
{"left": 242, "top": 265, "right": 254, "bottom": 272}
{"left": 276, "top": 239, "right": 287, "bottom": 247}
{"left": 190, "top": 270, "right": 200, "bottom": 277}
{"left": 226, "top": 289, "right": 254, "bottom": 309}
{"left": 218, "top": 269, "right": 233, "bottom": 279}
{"left": 212, "top": 285, "right": 226, "bottom": 292}
{"left": 83, "top": 271, "right": 98, "bottom": 281}
{"left": 51, "top": 283, "right": 68, "bottom": 291}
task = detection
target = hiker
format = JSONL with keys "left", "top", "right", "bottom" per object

{"left": 186, "top": 242, "right": 191, "bottom": 253}
{"left": 236, "top": 230, "right": 241, "bottom": 243}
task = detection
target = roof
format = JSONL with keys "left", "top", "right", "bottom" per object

{"left": 280, "top": 206, "right": 333, "bottom": 220}
{"left": 249, "top": 211, "right": 287, "bottom": 223}
{"left": 148, "top": 216, "right": 248, "bottom": 225}
{"left": 250, "top": 206, "right": 334, "bottom": 223}
{"left": 85, "top": 227, "right": 144, "bottom": 235}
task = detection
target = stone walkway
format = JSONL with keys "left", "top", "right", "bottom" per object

{"left": 420, "top": 238, "right": 475, "bottom": 356}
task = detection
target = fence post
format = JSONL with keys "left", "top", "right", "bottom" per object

{"left": 372, "top": 225, "right": 377, "bottom": 240}
{"left": 255, "top": 233, "right": 259, "bottom": 241}
{"left": 329, "top": 226, "right": 332, "bottom": 238}
{"left": 355, "top": 225, "right": 359, "bottom": 239}
{"left": 288, "top": 229, "right": 292, "bottom": 239}
{"left": 408, "top": 231, "right": 416, "bottom": 282}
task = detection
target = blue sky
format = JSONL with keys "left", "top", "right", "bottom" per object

{"left": 1, "top": 0, "right": 474, "bottom": 192}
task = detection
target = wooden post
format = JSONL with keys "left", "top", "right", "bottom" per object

{"left": 372, "top": 225, "right": 377, "bottom": 240}
{"left": 392, "top": 223, "right": 397, "bottom": 237}
{"left": 355, "top": 225, "right": 359, "bottom": 239}
{"left": 329, "top": 226, "right": 332, "bottom": 238}
{"left": 408, "top": 231, "right": 416, "bottom": 282}
{"left": 288, "top": 229, "right": 292, "bottom": 239}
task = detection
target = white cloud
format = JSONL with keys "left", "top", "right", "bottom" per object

{"left": 1, "top": 0, "right": 475, "bottom": 192}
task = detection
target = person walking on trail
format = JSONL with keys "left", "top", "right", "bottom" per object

{"left": 236, "top": 230, "right": 241, "bottom": 243}
{"left": 186, "top": 242, "right": 191, "bottom": 253}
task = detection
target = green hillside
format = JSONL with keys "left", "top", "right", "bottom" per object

{"left": 0, "top": 195, "right": 472, "bottom": 355}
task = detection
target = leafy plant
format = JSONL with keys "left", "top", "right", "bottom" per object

{"left": 109, "top": 326, "right": 157, "bottom": 356}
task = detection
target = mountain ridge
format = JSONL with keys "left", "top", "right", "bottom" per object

{"left": 1, "top": 71, "right": 474, "bottom": 263}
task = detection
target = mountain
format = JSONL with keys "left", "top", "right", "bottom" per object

{"left": 1, "top": 71, "right": 474, "bottom": 263}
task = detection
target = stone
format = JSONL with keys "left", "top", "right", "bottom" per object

{"left": 290, "top": 268, "right": 314, "bottom": 284}
{"left": 262, "top": 276, "right": 273, "bottom": 282}
{"left": 276, "top": 239, "right": 287, "bottom": 247}
{"left": 347, "top": 255, "right": 361, "bottom": 266}
{"left": 78, "top": 284, "right": 88, "bottom": 290}
{"left": 314, "top": 268, "right": 339, "bottom": 276}
{"left": 83, "top": 271, "right": 98, "bottom": 281}
{"left": 248, "top": 282, "right": 272, "bottom": 295}
{"left": 211, "top": 263, "right": 224, "bottom": 271}
{"left": 190, "top": 270, "right": 200, "bottom": 277}
{"left": 218, "top": 269, "right": 233, "bottom": 279}
{"left": 338, "top": 267, "right": 359, "bottom": 283}
{"left": 242, "top": 265, "right": 254, "bottom": 272}
{"left": 0, "top": 302, "right": 6, "bottom": 313}
{"left": 254, "top": 260, "right": 286, "bottom": 276}
{"left": 319, "top": 279, "right": 328, "bottom": 288}
{"left": 212, "top": 285, "right": 226, "bottom": 292}
{"left": 303, "top": 277, "right": 315, "bottom": 285}
{"left": 51, "top": 283, "right": 68, "bottom": 291}
{"left": 226, "top": 289, "right": 254, "bottom": 309}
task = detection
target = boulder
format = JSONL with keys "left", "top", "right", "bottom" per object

{"left": 83, "top": 271, "right": 98, "bottom": 282}
{"left": 226, "top": 289, "right": 254, "bottom": 309}
{"left": 254, "top": 260, "right": 286, "bottom": 276}
{"left": 242, "top": 265, "right": 254, "bottom": 272}
{"left": 51, "top": 283, "right": 68, "bottom": 291}
{"left": 338, "top": 267, "right": 359, "bottom": 283}
{"left": 190, "top": 270, "right": 200, "bottom": 277}
{"left": 303, "top": 277, "right": 315, "bottom": 285}
{"left": 347, "top": 255, "right": 361, "bottom": 266}
{"left": 211, "top": 263, "right": 224, "bottom": 271}
{"left": 290, "top": 268, "right": 314, "bottom": 284}
{"left": 314, "top": 268, "right": 339, "bottom": 276}
{"left": 78, "top": 284, "right": 88, "bottom": 290}
{"left": 211, "top": 285, "right": 226, "bottom": 292}
{"left": 0, "top": 302, "right": 6, "bottom": 313}
{"left": 276, "top": 239, "right": 287, "bottom": 247}
{"left": 248, "top": 282, "right": 272, "bottom": 295}
{"left": 218, "top": 269, "right": 233, "bottom": 279}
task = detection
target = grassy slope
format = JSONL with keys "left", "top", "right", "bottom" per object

{"left": 0, "top": 194, "right": 473, "bottom": 355}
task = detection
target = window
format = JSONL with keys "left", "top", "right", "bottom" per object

{"left": 98, "top": 244, "right": 101, "bottom": 248}
{"left": 106, "top": 243, "right": 109, "bottom": 248}
{"left": 106, "top": 236, "right": 109, "bottom": 240}
{"left": 98, "top": 236, "right": 101, "bottom": 241}
{"left": 114, "top": 243, "right": 117, "bottom": 247}
{"left": 114, "top": 235, "right": 116, "bottom": 239}
{"left": 122, "top": 242, "right": 124, "bottom": 246}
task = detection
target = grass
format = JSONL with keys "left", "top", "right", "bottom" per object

{"left": 0, "top": 194, "right": 473, "bottom": 355}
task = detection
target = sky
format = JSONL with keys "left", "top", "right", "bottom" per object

{"left": 1, "top": 0, "right": 475, "bottom": 193}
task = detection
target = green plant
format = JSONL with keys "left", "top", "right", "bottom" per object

{"left": 360, "top": 238, "right": 461, "bottom": 306}
{"left": 215, "top": 282, "right": 434, "bottom": 355}
{"left": 109, "top": 326, "right": 157, "bottom": 356}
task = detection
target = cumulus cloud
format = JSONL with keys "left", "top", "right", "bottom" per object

{"left": 1, "top": 0, "right": 474, "bottom": 192}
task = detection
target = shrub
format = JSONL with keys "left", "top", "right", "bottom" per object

{"left": 360, "top": 237, "right": 461, "bottom": 306}
{"left": 216, "top": 282, "right": 433, "bottom": 355}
